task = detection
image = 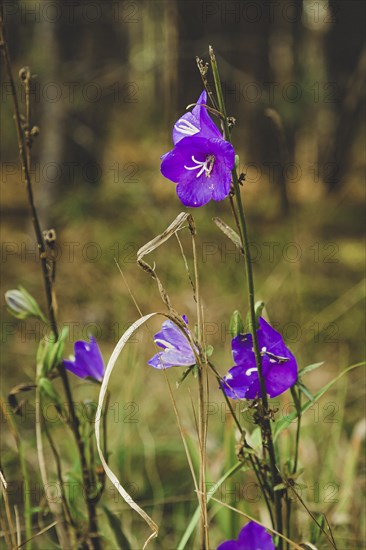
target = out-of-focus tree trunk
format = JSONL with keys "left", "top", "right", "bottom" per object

{"left": 162, "top": 1, "right": 178, "bottom": 128}
{"left": 322, "top": 0, "right": 365, "bottom": 192}
{"left": 37, "top": 2, "right": 64, "bottom": 224}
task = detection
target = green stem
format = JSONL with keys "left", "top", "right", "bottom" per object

{"left": 208, "top": 361, "right": 275, "bottom": 528}
{"left": 192, "top": 228, "right": 209, "bottom": 549}
{"left": 291, "top": 386, "right": 302, "bottom": 475}
{"left": 0, "top": 14, "right": 101, "bottom": 549}
{"left": 209, "top": 46, "right": 283, "bottom": 547}
{"left": 286, "top": 387, "right": 302, "bottom": 547}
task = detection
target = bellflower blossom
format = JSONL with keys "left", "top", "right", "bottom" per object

{"left": 222, "top": 317, "right": 297, "bottom": 399}
{"left": 63, "top": 336, "right": 105, "bottom": 382}
{"left": 161, "top": 91, "right": 235, "bottom": 208}
{"left": 217, "top": 521, "right": 275, "bottom": 550}
{"left": 148, "top": 316, "right": 197, "bottom": 369}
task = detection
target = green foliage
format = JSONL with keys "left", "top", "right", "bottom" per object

{"left": 245, "top": 301, "right": 265, "bottom": 331}
{"left": 38, "top": 378, "right": 63, "bottom": 411}
{"left": 274, "top": 362, "right": 364, "bottom": 441}
{"left": 36, "top": 327, "right": 69, "bottom": 379}
{"left": 205, "top": 344, "right": 214, "bottom": 358}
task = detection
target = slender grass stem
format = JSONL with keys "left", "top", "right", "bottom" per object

{"left": 208, "top": 361, "right": 275, "bottom": 528}
{"left": 192, "top": 229, "right": 210, "bottom": 549}
{"left": 291, "top": 387, "right": 302, "bottom": 475}
{"left": 209, "top": 46, "right": 283, "bottom": 547}
{"left": 35, "top": 384, "right": 71, "bottom": 547}
{"left": 286, "top": 387, "right": 302, "bottom": 546}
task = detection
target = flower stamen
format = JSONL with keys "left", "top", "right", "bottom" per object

{"left": 184, "top": 154, "right": 215, "bottom": 178}
{"left": 245, "top": 367, "right": 258, "bottom": 376}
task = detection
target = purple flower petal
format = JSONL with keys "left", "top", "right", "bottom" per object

{"left": 222, "top": 317, "right": 297, "bottom": 399}
{"left": 148, "top": 317, "right": 197, "bottom": 369}
{"left": 216, "top": 541, "right": 238, "bottom": 550}
{"left": 222, "top": 365, "right": 261, "bottom": 400}
{"left": 148, "top": 348, "right": 195, "bottom": 370}
{"left": 161, "top": 136, "right": 235, "bottom": 208}
{"left": 217, "top": 521, "right": 275, "bottom": 550}
{"left": 63, "top": 336, "right": 105, "bottom": 382}
{"left": 173, "top": 91, "right": 221, "bottom": 144}
{"left": 172, "top": 111, "right": 201, "bottom": 144}
{"left": 231, "top": 333, "right": 254, "bottom": 365}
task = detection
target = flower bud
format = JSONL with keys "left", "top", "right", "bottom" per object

{"left": 5, "top": 286, "right": 47, "bottom": 322}
{"left": 18, "top": 67, "right": 30, "bottom": 81}
{"left": 229, "top": 309, "right": 244, "bottom": 338}
{"left": 30, "top": 126, "right": 40, "bottom": 138}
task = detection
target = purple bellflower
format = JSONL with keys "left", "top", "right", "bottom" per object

{"left": 161, "top": 91, "right": 235, "bottom": 208}
{"left": 222, "top": 317, "right": 297, "bottom": 399}
{"left": 63, "top": 336, "right": 105, "bottom": 382}
{"left": 148, "top": 316, "right": 197, "bottom": 369}
{"left": 217, "top": 521, "right": 275, "bottom": 550}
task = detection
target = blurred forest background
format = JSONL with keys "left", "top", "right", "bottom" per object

{"left": 1, "top": 0, "right": 365, "bottom": 548}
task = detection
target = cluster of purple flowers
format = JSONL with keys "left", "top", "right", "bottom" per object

{"left": 161, "top": 91, "right": 235, "bottom": 207}
{"left": 157, "top": 91, "right": 298, "bottom": 395}
{"left": 148, "top": 315, "right": 297, "bottom": 400}
{"left": 61, "top": 91, "right": 297, "bottom": 550}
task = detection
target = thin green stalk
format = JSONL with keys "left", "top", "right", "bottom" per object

{"left": 291, "top": 387, "right": 302, "bottom": 475}
{"left": 35, "top": 380, "right": 72, "bottom": 548}
{"left": 286, "top": 387, "right": 302, "bottom": 547}
{"left": 0, "top": 400, "right": 31, "bottom": 548}
{"left": 17, "top": 429, "right": 32, "bottom": 548}
{"left": 209, "top": 46, "right": 283, "bottom": 547}
{"left": 208, "top": 361, "right": 275, "bottom": 528}
{"left": 192, "top": 228, "right": 210, "bottom": 550}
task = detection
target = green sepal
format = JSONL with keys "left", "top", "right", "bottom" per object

{"left": 229, "top": 310, "right": 244, "bottom": 338}
{"left": 205, "top": 344, "right": 214, "bottom": 358}
{"left": 36, "top": 327, "right": 69, "bottom": 379}
{"left": 245, "top": 301, "right": 265, "bottom": 331}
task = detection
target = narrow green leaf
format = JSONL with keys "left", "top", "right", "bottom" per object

{"left": 102, "top": 505, "right": 132, "bottom": 550}
{"left": 274, "top": 362, "right": 364, "bottom": 441}
{"left": 298, "top": 362, "right": 324, "bottom": 377}
{"left": 297, "top": 382, "right": 315, "bottom": 402}
{"left": 177, "top": 462, "right": 246, "bottom": 550}
{"left": 310, "top": 513, "right": 326, "bottom": 544}
{"left": 38, "top": 378, "right": 63, "bottom": 410}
